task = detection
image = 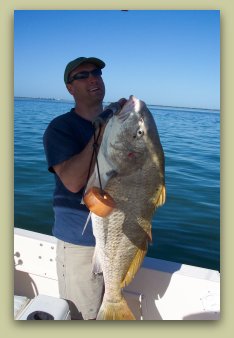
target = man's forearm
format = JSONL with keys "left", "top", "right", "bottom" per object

{"left": 53, "top": 129, "right": 102, "bottom": 193}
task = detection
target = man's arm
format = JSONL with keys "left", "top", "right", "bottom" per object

{"left": 53, "top": 128, "right": 103, "bottom": 193}
{"left": 53, "top": 98, "right": 127, "bottom": 193}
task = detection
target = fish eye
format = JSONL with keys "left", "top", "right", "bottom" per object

{"left": 134, "top": 128, "right": 144, "bottom": 139}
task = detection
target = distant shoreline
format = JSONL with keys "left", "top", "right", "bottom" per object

{"left": 14, "top": 96, "right": 220, "bottom": 112}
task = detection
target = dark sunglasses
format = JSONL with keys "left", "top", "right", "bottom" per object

{"left": 68, "top": 68, "right": 102, "bottom": 83}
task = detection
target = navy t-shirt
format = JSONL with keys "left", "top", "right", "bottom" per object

{"left": 43, "top": 108, "right": 96, "bottom": 246}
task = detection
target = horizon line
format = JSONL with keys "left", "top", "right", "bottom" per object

{"left": 14, "top": 96, "right": 220, "bottom": 111}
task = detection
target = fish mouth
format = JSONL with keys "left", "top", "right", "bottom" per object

{"left": 116, "top": 95, "right": 143, "bottom": 122}
{"left": 117, "top": 110, "right": 130, "bottom": 122}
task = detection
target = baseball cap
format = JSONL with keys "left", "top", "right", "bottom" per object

{"left": 64, "top": 57, "right": 105, "bottom": 84}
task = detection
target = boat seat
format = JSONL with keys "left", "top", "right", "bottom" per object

{"left": 14, "top": 295, "right": 31, "bottom": 319}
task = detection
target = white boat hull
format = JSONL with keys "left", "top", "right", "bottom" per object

{"left": 14, "top": 227, "right": 220, "bottom": 320}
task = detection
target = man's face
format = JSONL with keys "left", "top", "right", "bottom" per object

{"left": 66, "top": 63, "right": 105, "bottom": 104}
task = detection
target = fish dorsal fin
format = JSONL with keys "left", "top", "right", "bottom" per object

{"left": 154, "top": 185, "right": 166, "bottom": 207}
{"left": 120, "top": 241, "right": 147, "bottom": 288}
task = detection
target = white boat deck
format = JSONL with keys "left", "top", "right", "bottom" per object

{"left": 14, "top": 227, "right": 220, "bottom": 320}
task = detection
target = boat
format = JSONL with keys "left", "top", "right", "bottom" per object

{"left": 14, "top": 227, "right": 220, "bottom": 320}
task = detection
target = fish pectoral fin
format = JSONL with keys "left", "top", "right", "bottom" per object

{"left": 81, "top": 212, "right": 92, "bottom": 235}
{"left": 120, "top": 242, "right": 147, "bottom": 288}
{"left": 154, "top": 185, "right": 166, "bottom": 207}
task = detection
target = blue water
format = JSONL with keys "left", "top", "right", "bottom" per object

{"left": 14, "top": 98, "right": 220, "bottom": 271}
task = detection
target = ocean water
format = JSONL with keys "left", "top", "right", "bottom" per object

{"left": 14, "top": 98, "right": 220, "bottom": 271}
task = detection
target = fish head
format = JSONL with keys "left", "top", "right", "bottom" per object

{"left": 101, "top": 95, "right": 164, "bottom": 174}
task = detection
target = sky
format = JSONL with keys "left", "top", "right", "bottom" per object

{"left": 14, "top": 10, "right": 220, "bottom": 109}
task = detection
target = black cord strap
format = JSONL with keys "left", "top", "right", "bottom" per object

{"left": 82, "top": 126, "right": 103, "bottom": 199}
{"left": 92, "top": 127, "right": 104, "bottom": 195}
{"left": 82, "top": 104, "right": 121, "bottom": 199}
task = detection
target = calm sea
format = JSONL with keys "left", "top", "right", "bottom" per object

{"left": 14, "top": 98, "right": 220, "bottom": 271}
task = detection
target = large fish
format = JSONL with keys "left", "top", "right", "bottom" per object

{"left": 85, "top": 95, "right": 166, "bottom": 320}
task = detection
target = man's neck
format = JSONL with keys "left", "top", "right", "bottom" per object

{"left": 74, "top": 102, "right": 103, "bottom": 122}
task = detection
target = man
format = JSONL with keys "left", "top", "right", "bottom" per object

{"left": 43, "top": 57, "right": 126, "bottom": 319}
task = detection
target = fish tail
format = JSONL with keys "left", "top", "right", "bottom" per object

{"left": 97, "top": 297, "right": 135, "bottom": 320}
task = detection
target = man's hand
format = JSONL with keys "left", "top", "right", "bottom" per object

{"left": 117, "top": 98, "right": 127, "bottom": 108}
{"left": 93, "top": 98, "right": 128, "bottom": 128}
{"left": 105, "top": 98, "right": 127, "bottom": 115}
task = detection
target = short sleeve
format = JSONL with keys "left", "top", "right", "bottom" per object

{"left": 43, "top": 116, "right": 83, "bottom": 173}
